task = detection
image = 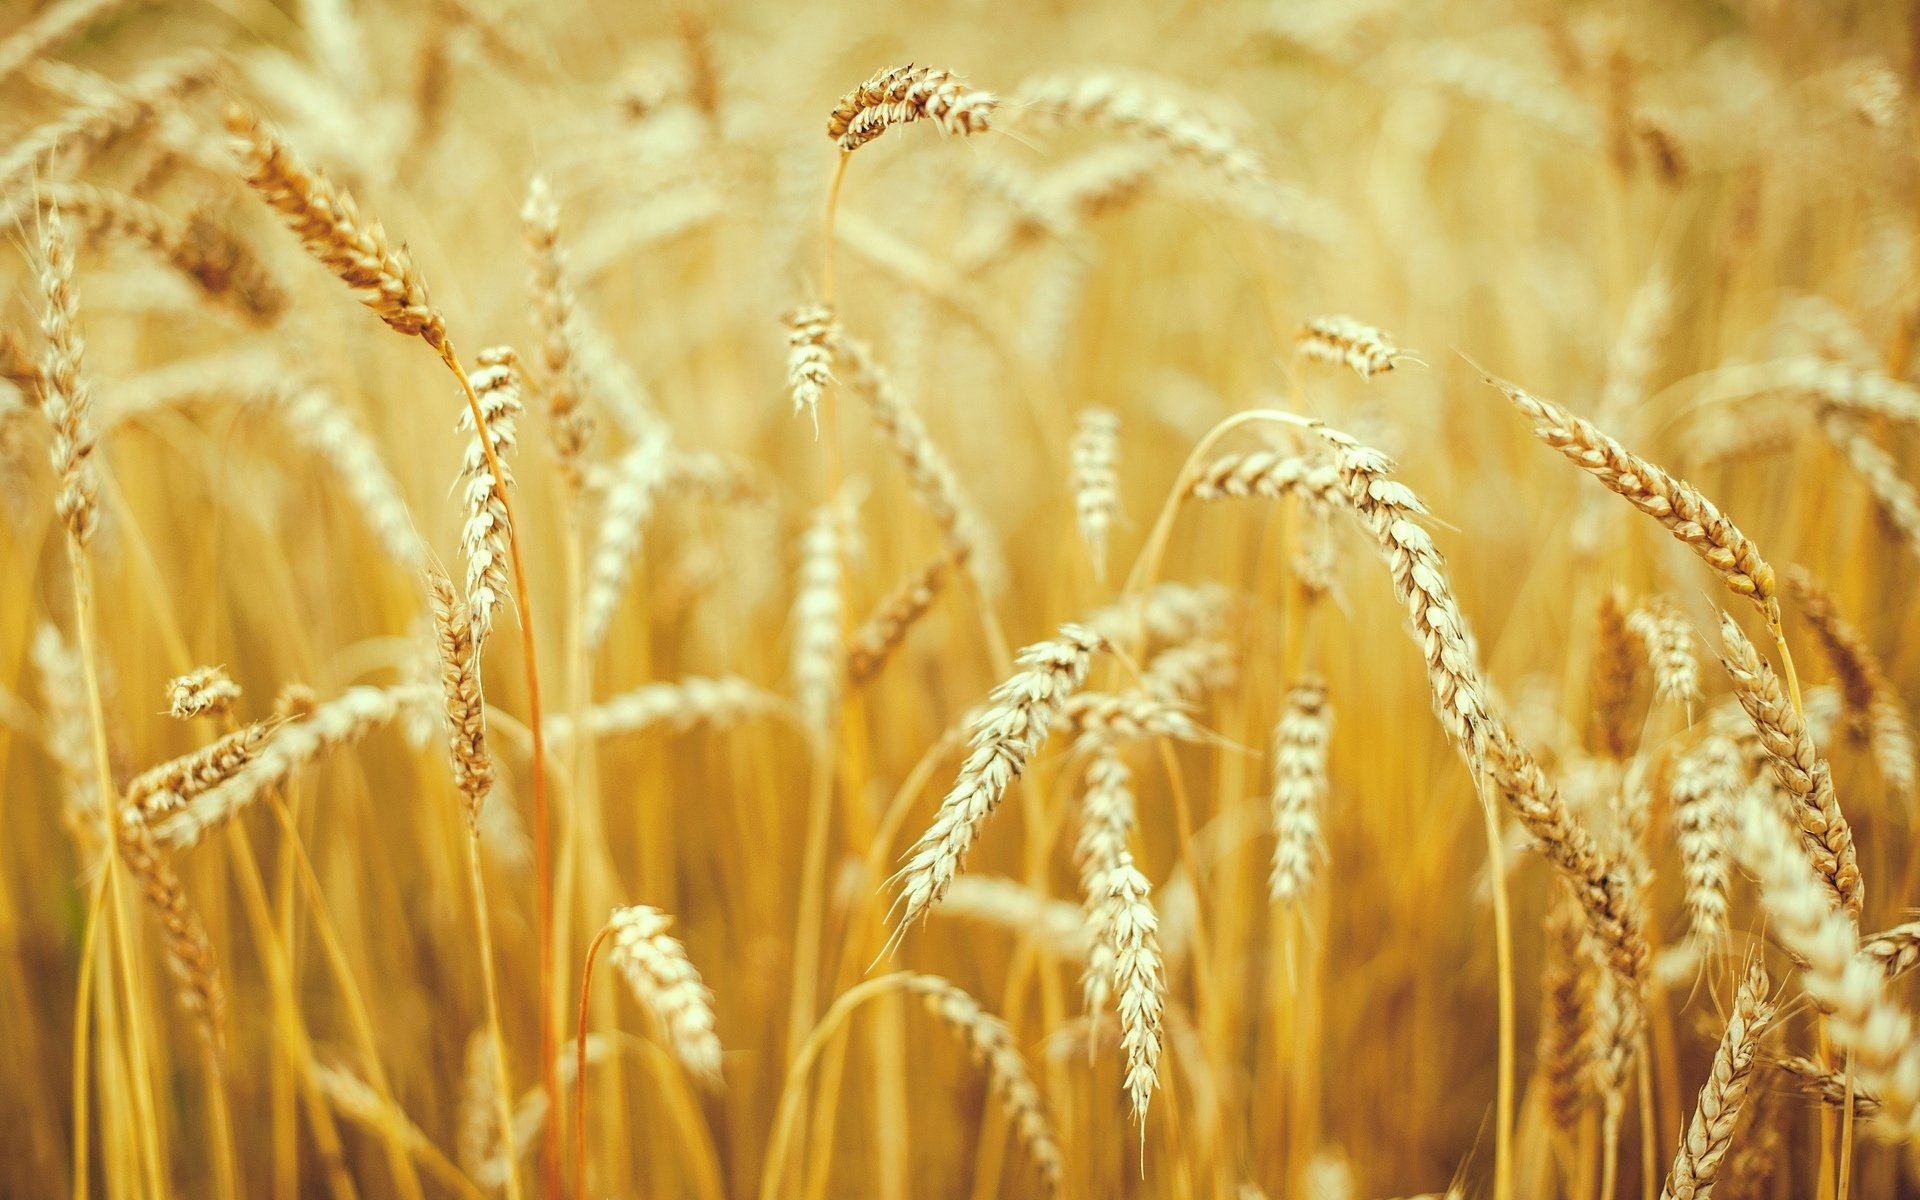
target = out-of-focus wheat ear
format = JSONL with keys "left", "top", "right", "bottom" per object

{"left": 1785, "top": 564, "right": 1917, "bottom": 805}
{"left": 1862, "top": 922, "right": 1920, "bottom": 980}
{"left": 0, "top": 0, "right": 130, "bottom": 90}
{"left": 36, "top": 205, "right": 100, "bottom": 547}
{"left": 1772, "top": 1054, "right": 1883, "bottom": 1118}
{"left": 1075, "top": 739, "right": 1135, "bottom": 1014}
{"left": 1717, "top": 613, "right": 1862, "bottom": 916}
{"left": 225, "top": 102, "right": 448, "bottom": 348}
{"left": 1268, "top": 677, "right": 1331, "bottom": 906}
{"left": 791, "top": 498, "right": 848, "bottom": 740}
{"left": 1625, "top": 595, "right": 1698, "bottom": 713}
{"left": 1138, "top": 636, "right": 1236, "bottom": 703}
{"left": 166, "top": 667, "right": 240, "bottom": 721}
{"left": 888, "top": 625, "right": 1105, "bottom": 943}
{"left": 605, "top": 905, "right": 723, "bottom": 1085}
{"left": 271, "top": 385, "right": 430, "bottom": 569}
{"left": 428, "top": 565, "right": 493, "bottom": 830}
{"left": 456, "top": 349, "right": 524, "bottom": 646}
{"left": 845, "top": 544, "right": 968, "bottom": 686}
{"left": 522, "top": 176, "right": 595, "bottom": 490}
{"left": 1482, "top": 370, "right": 1780, "bottom": 628}
{"left": 1820, "top": 411, "right": 1920, "bottom": 567}
{"left": 118, "top": 815, "right": 226, "bottom": 1051}
{"left": 782, "top": 303, "right": 836, "bottom": 437}
{"left": 548, "top": 676, "right": 788, "bottom": 746}
{"left": 1069, "top": 408, "right": 1121, "bottom": 580}
{"left": 0, "top": 53, "right": 217, "bottom": 209}
{"left": 580, "top": 426, "right": 672, "bottom": 650}
{"left": 1658, "top": 963, "right": 1773, "bottom": 1200}
{"left": 1670, "top": 736, "right": 1737, "bottom": 953}
{"left": 1295, "top": 315, "right": 1411, "bottom": 379}
{"left": 903, "top": 974, "right": 1064, "bottom": 1191}
{"left": 1537, "top": 885, "right": 1596, "bottom": 1135}
{"left": 1591, "top": 588, "right": 1640, "bottom": 759}
{"left": 1594, "top": 271, "right": 1673, "bottom": 432}
{"left": 826, "top": 65, "right": 997, "bottom": 153}
{"left": 1013, "top": 71, "right": 1267, "bottom": 185}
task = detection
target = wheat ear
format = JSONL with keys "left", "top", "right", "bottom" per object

{"left": 1268, "top": 678, "right": 1332, "bottom": 906}
{"left": 522, "top": 175, "right": 595, "bottom": 490}
{"left": 605, "top": 905, "right": 723, "bottom": 1084}
{"left": 1658, "top": 963, "right": 1773, "bottom": 1200}
{"left": 1070, "top": 408, "right": 1121, "bottom": 580}
{"left": 1785, "top": 564, "right": 1916, "bottom": 805}
{"left": 826, "top": 65, "right": 997, "bottom": 153}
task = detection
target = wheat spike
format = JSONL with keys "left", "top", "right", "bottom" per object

{"left": 1269, "top": 678, "right": 1332, "bottom": 906}
{"left": 1070, "top": 408, "right": 1121, "bottom": 579}
{"left": 827, "top": 64, "right": 997, "bottom": 153}
{"left": 606, "top": 905, "right": 722, "bottom": 1084}
{"left": 1658, "top": 963, "right": 1773, "bottom": 1200}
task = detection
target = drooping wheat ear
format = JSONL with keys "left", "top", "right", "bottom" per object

{"left": 1670, "top": 736, "right": 1738, "bottom": 952}
{"left": 1269, "top": 678, "right": 1332, "bottom": 906}
{"left": 1483, "top": 371, "right": 1779, "bottom": 626}
{"left": 1659, "top": 963, "right": 1773, "bottom": 1200}
{"left": 226, "top": 103, "right": 447, "bottom": 348}
{"left": 581, "top": 426, "right": 672, "bottom": 650}
{"left": 0, "top": 53, "right": 216, "bottom": 204}
{"left": 1772, "top": 1055, "right": 1883, "bottom": 1119}
{"left": 1075, "top": 740, "right": 1135, "bottom": 1014}
{"left": 1626, "top": 595, "right": 1699, "bottom": 710}
{"left": 153, "top": 685, "right": 435, "bottom": 849}
{"left": 791, "top": 499, "right": 847, "bottom": 738}
{"left": 1863, "top": 922, "right": 1920, "bottom": 980}
{"left": 166, "top": 666, "right": 240, "bottom": 722}
{"left": 1592, "top": 588, "right": 1640, "bottom": 759}
{"left": 36, "top": 206, "right": 100, "bottom": 547}
{"left": 890, "top": 625, "right": 1106, "bottom": 938}
{"left": 521, "top": 176, "right": 594, "bottom": 490}
{"left": 270, "top": 385, "right": 430, "bottom": 569}
{"left": 458, "top": 349, "right": 524, "bottom": 646}
{"left": 1064, "top": 692, "right": 1206, "bottom": 743}
{"left": 656, "top": 450, "right": 769, "bottom": 507}
{"left": 117, "top": 815, "right": 225, "bottom": 1048}
{"left": 1295, "top": 316, "right": 1408, "bottom": 379}
{"left": 1737, "top": 799, "right": 1919, "bottom": 1137}
{"left": 826, "top": 65, "right": 997, "bottom": 153}
{"left": 902, "top": 974, "right": 1064, "bottom": 1191}
{"left": 1785, "top": 564, "right": 1916, "bottom": 804}
{"left": 1594, "top": 271, "right": 1673, "bottom": 431}
{"left": 846, "top": 545, "right": 968, "bottom": 685}
{"left": 1761, "top": 355, "right": 1920, "bottom": 427}
{"left": 605, "top": 905, "right": 722, "bottom": 1085}
{"left": 548, "top": 676, "right": 787, "bottom": 745}
{"left": 124, "top": 722, "right": 272, "bottom": 823}
{"left": 1139, "top": 637, "right": 1237, "bottom": 703}
{"left": 0, "top": 0, "right": 129, "bottom": 90}
{"left": 428, "top": 565, "right": 493, "bottom": 831}
{"left": 1105, "top": 850, "right": 1165, "bottom": 1130}
{"left": 1717, "top": 613, "right": 1862, "bottom": 916}
{"left": 1084, "top": 580, "right": 1233, "bottom": 646}
{"left": 1819, "top": 412, "right": 1920, "bottom": 565}
{"left": 1014, "top": 71, "right": 1266, "bottom": 185}
{"left": 1537, "top": 886, "right": 1596, "bottom": 1133}
{"left": 33, "top": 182, "right": 286, "bottom": 321}
{"left": 1321, "top": 426, "right": 1647, "bottom": 984}
{"left": 1182, "top": 451, "right": 1341, "bottom": 504}
{"left": 940, "top": 876, "right": 1090, "bottom": 958}
{"left": 828, "top": 331, "right": 1005, "bottom": 595}
{"left": 783, "top": 303, "right": 836, "bottom": 437}
{"left": 1070, "top": 408, "right": 1121, "bottom": 580}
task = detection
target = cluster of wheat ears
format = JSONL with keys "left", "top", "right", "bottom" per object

{"left": 6, "top": 0, "right": 1920, "bottom": 1196}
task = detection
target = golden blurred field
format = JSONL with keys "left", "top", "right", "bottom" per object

{"left": 5, "top": 0, "right": 1920, "bottom": 1196}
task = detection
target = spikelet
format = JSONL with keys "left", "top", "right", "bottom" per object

{"left": 457, "top": 349, "right": 523, "bottom": 645}
{"left": 845, "top": 545, "right": 967, "bottom": 685}
{"left": 153, "top": 685, "right": 435, "bottom": 849}
{"left": 1269, "top": 678, "right": 1332, "bottom": 906}
{"left": 827, "top": 65, "right": 997, "bottom": 153}
{"left": 791, "top": 499, "right": 847, "bottom": 738}
{"left": 605, "top": 905, "right": 722, "bottom": 1084}
{"left": 1070, "top": 408, "right": 1120, "bottom": 579}
{"left": 1295, "top": 316, "right": 1407, "bottom": 379}
{"left": 159, "top": 668, "right": 235, "bottom": 725}
{"left": 1718, "top": 613, "right": 1862, "bottom": 916}
{"left": 581, "top": 427, "right": 671, "bottom": 650}
{"left": 1785, "top": 565, "right": 1916, "bottom": 805}
{"left": 227, "top": 104, "right": 447, "bottom": 348}
{"left": 1658, "top": 963, "right": 1772, "bottom": 1200}
{"left": 783, "top": 304, "right": 835, "bottom": 436}
{"left": 1670, "top": 736, "right": 1738, "bottom": 951}
{"left": 548, "top": 676, "right": 786, "bottom": 744}
{"left": 1626, "top": 596, "right": 1699, "bottom": 710}
{"left": 1485, "top": 371, "right": 1779, "bottom": 626}
{"left": 37, "top": 206, "right": 100, "bottom": 546}
{"left": 521, "top": 176, "right": 594, "bottom": 489}
{"left": 428, "top": 566, "right": 492, "bottom": 830}
{"left": 903, "top": 974, "right": 1063, "bottom": 1191}
{"left": 890, "top": 625, "right": 1105, "bottom": 937}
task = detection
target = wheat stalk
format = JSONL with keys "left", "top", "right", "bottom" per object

{"left": 1014, "top": 71, "right": 1266, "bottom": 184}
{"left": 1592, "top": 588, "right": 1640, "bottom": 760}
{"left": 457, "top": 349, "right": 525, "bottom": 645}
{"left": 791, "top": 498, "right": 848, "bottom": 738}
{"left": 1820, "top": 411, "right": 1920, "bottom": 565}
{"left": 124, "top": 722, "right": 272, "bottom": 823}
{"left": 1537, "top": 885, "right": 1596, "bottom": 1133}
{"left": 270, "top": 384, "right": 430, "bottom": 569}
{"left": 581, "top": 427, "right": 672, "bottom": 650}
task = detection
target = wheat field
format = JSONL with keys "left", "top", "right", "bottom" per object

{"left": 4, "top": 0, "right": 1920, "bottom": 1197}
